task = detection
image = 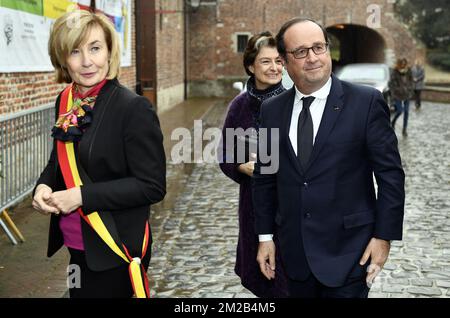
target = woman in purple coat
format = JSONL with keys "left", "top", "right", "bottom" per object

{"left": 219, "top": 32, "right": 288, "bottom": 297}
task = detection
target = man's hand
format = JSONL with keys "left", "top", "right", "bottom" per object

{"left": 48, "top": 187, "right": 82, "bottom": 215}
{"left": 359, "top": 238, "right": 391, "bottom": 287}
{"left": 257, "top": 240, "right": 276, "bottom": 280}
{"left": 32, "top": 184, "right": 60, "bottom": 215}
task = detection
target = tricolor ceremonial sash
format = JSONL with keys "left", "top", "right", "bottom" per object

{"left": 56, "top": 85, "right": 150, "bottom": 298}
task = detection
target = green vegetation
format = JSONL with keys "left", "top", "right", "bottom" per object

{"left": 328, "top": 33, "right": 341, "bottom": 61}
{"left": 427, "top": 49, "right": 450, "bottom": 72}
{"left": 395, "top": 0, "right": 450, "bottom": 71}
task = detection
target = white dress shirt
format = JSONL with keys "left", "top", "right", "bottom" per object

{"left": 259, "top": 77, "right": 332, "bottom": 242}
{"left": 289, "top": 77, "right": 332, "bottom": 155}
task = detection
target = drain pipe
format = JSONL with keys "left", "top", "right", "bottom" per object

{"left": 184, "top": 1, "right": 188, "bottom": 100}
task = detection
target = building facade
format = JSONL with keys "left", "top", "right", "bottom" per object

{"left": 0, "top": 0, "right": 419, "bottom": 115}
{"left": 187, "top": 0, "right": 418, "bottom": 97}
{"left": 0, "top": 0, "right": 186, "bottom": 115}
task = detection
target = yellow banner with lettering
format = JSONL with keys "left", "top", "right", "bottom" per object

{"left": 43, "top": 0, "right": 76, "bottom": 20}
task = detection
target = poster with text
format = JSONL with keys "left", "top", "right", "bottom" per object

{"left": 96, "top": 0, "right": 132, "bottom": 67}
{"left": 0, "top": 0, "right": 132, "bottom": 72}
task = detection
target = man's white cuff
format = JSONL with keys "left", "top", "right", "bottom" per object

{"left": 259, "top": 234, "right": 273, "bottom": 242}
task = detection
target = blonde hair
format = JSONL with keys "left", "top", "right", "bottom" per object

{"left": 48, "top": 9, "right": 121, "bottom": 83}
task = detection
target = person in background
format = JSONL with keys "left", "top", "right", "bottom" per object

{"left": 411, "top": 58, "right": 425, "bottom": 110}
{"left": 219, "top": 31, "right": 288, "bottom": 297}
{"left": 32, "top": 10, "right": 166, "bottom": 298}
{"left": 389, "top": 58, "right": 414, "bottom": 137}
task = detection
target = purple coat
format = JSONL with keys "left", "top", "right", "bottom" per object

{"left": 219, "top": 91, "right": 289, "bottom": 297}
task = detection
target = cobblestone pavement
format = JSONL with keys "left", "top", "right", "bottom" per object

{"left": 0, "top": 98, "right": 223, "bottom": 298}
{"left": 1, "top": 101, "right": 448, "bottom": 298}
{"left": 369, "top": 102, "right": 450, "bottom": 298}
{"left": 148, "top": 100, "right": 254, "bottom": 298}
{"left": 148, "top": 101, "right": 450, "bottom": 298}
{"left": 148, "top": 163, "right": 252, "bottom": 298}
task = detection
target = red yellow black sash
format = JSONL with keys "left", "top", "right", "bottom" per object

{"left": 56, "top": 85, "right": 150, "bottom": 298}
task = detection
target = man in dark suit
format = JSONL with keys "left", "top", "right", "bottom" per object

{"left": 252, "top": 18, "right": 405, "bottom": 298}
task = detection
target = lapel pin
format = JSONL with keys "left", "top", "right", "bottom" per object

{"left": 333, "top": 106, "right": 340, "bottom": 111}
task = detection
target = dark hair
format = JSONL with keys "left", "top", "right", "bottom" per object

{"left": 395, "top": 58, "right": 408, "bottom": 70}
{"left": 276, "top": 18, "right": 329, "bottom": 59}
{"left": 243, "top": 31, "right": 277, "bottom": 76}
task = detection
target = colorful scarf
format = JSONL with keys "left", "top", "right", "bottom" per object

{"left": 52, "top": 80, "right": 107, "bottom": 142}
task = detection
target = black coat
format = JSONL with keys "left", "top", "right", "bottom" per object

{"left": 36, "top": 79, "right": 166, "bottom": 271}
{"left": 252, "top": 75, "right": 405, "bottom": 287}
{"left": 219, "top": 92, "right": 289, "bottom": 297}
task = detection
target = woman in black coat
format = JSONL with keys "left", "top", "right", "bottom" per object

{"left": 219, "top": 32, "right": 288, "bottom": 297}
{"left": 32, "top": 10, "right": 165, "bottom": 298}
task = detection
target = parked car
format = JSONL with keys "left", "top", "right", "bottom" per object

{"left": 281, "top": 67, "right": 294, "bottom": 89}
{"left": 336, "top": 63, "right": 391, "bottom": 105}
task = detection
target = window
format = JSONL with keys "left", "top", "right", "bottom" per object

{"left": 237, "top": 34, "right": 249, "bottom": 53}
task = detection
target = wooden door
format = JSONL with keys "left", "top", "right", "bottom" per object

{"left": 136, "top": 0, "right": 157, "bottom": 108}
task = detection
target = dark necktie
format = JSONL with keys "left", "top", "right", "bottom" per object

{"left": 297, "top": 96, "right": 315, "bottom": 168}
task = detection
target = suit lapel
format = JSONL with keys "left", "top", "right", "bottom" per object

{"left": 305, "top": 75, "right": 344, "bottom": 171}
{"left": 78, "top": 80, "right": 117, "bottom": 173}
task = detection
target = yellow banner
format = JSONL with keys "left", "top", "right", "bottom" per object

{"left": 43, "top": 0, "right": 76, "bottom": 19}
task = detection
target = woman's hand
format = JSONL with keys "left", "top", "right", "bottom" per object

{"left": 238, "top": 161, "right": 255, "bottom": 177}
{"left": 48, "top": 187, "right": 83, "bottom": 215}
{"left": 238, "top": 153, "right": 257, "bottom": 177}
{"left": 32, "top": 184, "right": 60, "bottom": 215}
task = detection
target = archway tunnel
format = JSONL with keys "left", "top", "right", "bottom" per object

{"left": 326, "top": 24, "right": 386, "bottom": 71}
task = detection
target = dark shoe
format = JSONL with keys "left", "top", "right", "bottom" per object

{"left": 402, "top": 129, "right": 408, "bottom": 137}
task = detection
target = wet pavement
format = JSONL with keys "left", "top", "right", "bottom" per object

{"left": 0, "top": 97, "right": 225, "bottom": 298}
{"left": 1, "top": 100, "right": 449, "bottom": 298}
{"left": 0, "top": 200, "right": 69, "bottom": 298}
{"left": 368, "top": 103, "right": 450, "bottom": 298}
{"left": 148, "top": 101, "right": 450, "bottom": 298}
{"left": 148, "top": 100, "right": 254, "bottom": 298}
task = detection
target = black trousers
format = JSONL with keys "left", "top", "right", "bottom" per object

{"left": 67, "top": 247, "right": 150, "bottom": 298}
{"left": 288, "top": 273, "right": 370, "bottom": 298}
{"left": 414, "top": 89, "right": 422, "bottom": 108}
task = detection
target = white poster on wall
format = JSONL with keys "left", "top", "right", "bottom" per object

{"left": 0, "top": 7, "right": 54, "bottom": 72}
{"left": 0, "top": 0, "right": 132, "bottom": 72}
{"left": 119, "top": 0, "right": 132, "bottom": 67}
{"left": 97, "top": 0, "right": 132, "bottom": 67}
{"left": 77, "top": 0, "right": 91, "bottom": 6}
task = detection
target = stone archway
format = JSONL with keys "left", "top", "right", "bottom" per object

{"left": 326, "top": 24, "right": 386, "bottom": 66}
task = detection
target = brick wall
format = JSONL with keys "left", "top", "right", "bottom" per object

{"left": 187, "top": 0, "right": 418, "bottom": 97}
{"left": 422, "top": 88, "right": 450, "bottom": 103}
{"left": 0, "top": 73, "right": 65, "bottom": 115}
{"left": 0, "top": 1, "right": 137, "bottom": 116}
{"left": 155, "top": 0, "right": 185, "bottom": 113}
